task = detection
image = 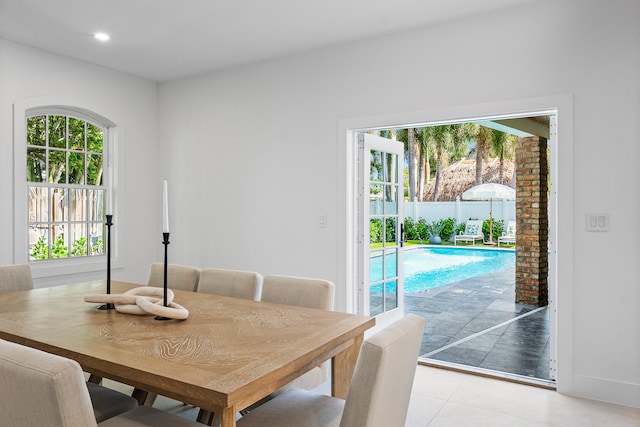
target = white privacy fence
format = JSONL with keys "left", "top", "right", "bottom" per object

{"left": 370, "top": 197, "right": 515, "bottom": 224}
{"left": 403, "top": 197, "right": 515, "bottom": 225}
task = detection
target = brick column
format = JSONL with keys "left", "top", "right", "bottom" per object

{"left": 515, "top": 136, "right": 548, "bottom": 306}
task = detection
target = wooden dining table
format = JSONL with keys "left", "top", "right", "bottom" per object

{"left": 0, "top": 280, "right": 374, "bottom": 427}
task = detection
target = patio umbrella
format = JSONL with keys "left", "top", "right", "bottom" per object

{"left": 462, "top": 183, "right": 515, "bottom": 243}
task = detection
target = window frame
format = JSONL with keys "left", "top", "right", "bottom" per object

{"left": 13, "top": 97, "right": 119, "bottom": 279}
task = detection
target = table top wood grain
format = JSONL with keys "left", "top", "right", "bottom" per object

{"left": 0, "top": 280, "right": 374, "bottom": 427}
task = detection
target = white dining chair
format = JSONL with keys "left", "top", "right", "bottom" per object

{"left": 246, "top": 276, "right": 334, "bottom": 396}
{"left": 0, "top": 265, "right": 139, "bottom": 423}
{"left": 194, "top": 268, "right": 265, "bottom": 424}
{"left": 197, "top": 268, "right": 263, "bottom": 300}
{"left": 261, "top": 275, "right": 335, "bottom": 388}
{"left": 198, "top": 274, "right": 337, "bottom": 426}
{"left": 146, "top": 262, "right": 200, "bottom": 292}
{"left": 0, "top": 264, "right": 33, "bottom": 291}
{"left": 261, "top": 275, "right": 334, "bottom": 310}
{"left": 132, "top": 262, "right": 201, "bottom": 405}
{"left": 0, "top": 338, "right": 205, "bottom": 427}
{"left": 87, "top": 382, "right": 138, "bottom": 423}
{"left": 145, "top": 267, "right": 263, "bottom": 415}
{"left": 236, "top": 314, "right": 425, "bottom": 427}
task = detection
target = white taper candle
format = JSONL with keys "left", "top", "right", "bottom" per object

{"left": 106, "top": 166, "right": 113, "bottom": 215}
{"left": 163, "top": 179, "right": 169, "bottom": 233}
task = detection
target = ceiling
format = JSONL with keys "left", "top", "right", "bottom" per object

{"left": 478, "top": 116, "right": 551, "bottom": 139}
{"left": 0, "top": 0, "right": 537, "bottom": 82}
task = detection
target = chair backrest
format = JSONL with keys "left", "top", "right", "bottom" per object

{"left": 464, "top": 220, "right": 483, "bottom": 236}
{"left": 146, "top": 263, "right": 200, "bottom": 292}
{"left": 505, "top": 221, "right": 516, "bottom": 236}
{"left": 0, "top": 339, "right": 98, "bottom": 427}
{"left": 261, "top": 275, "right": 335, "bottom": 310}
{"left": 339, "top": 314, "right": 425, "bottom": 427}
{"left": 197, "top": 268, "right": 263, "bottom": 300}
{"left": 261, "top": 275, "right": 335, "bottom": 391}
{"left": 0, "top": 264, "right": 33, "bottom": 292}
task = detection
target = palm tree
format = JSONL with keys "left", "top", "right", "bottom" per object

{"left": 425, "top": 125, "right": 455, "bottom": 202}
{"left": 387, "top": 129, "right": 398, "bottom": 201}
{"left": 406, "top": 128, "right": 418, "bottom": 201}
{"left": 417, "top": 127, "right": 431, "bottom": 201}
{"left": 490, "top": 129, "right": 515, "bottom": 185}
{"left": 468, "top": 124, "right": 493, "bottom": 185}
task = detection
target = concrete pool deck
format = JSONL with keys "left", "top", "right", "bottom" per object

{"left": 402, "top": 266, "right": 553, "bottom": 384}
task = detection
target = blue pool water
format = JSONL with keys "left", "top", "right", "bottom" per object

{"left": 370, "top": 247, "right": 515, "bottom": 293}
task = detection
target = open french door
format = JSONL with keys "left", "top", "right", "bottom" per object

{"left": 358, "top": 133, "right": 404, "bottom": 330}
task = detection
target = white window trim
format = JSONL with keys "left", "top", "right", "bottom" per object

{"left": 13, "top": 96, "right": 121, "bottom": 279}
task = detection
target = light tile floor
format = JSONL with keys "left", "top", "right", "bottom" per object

{"left": 102, "top": 365, "right": 640, "bottom": 426}
{"left": 406, "top": 366, "right": 640, "bottom": 427}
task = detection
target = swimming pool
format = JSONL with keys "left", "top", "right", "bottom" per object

{"left": 370, "top": 246, "right": 515, "bottom": 293}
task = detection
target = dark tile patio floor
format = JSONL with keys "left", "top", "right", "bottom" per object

{"left": 402, "top": 266, "right": 554, "bottom": 383}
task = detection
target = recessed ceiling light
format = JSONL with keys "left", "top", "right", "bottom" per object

{"left": 94, "top": 32, "right": 110, "bottom": 42}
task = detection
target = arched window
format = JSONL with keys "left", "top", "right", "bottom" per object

{"left": 13, "top": 98, "right": 117, "bottom": 277}
{"left": 26, "top": 110, "right": 109, "bottom": 260}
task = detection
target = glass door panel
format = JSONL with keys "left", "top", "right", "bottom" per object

{"left": 358, "top": 133, "right": 404, "bottom": 327}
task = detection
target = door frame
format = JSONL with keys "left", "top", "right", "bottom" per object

{"left": 337, "top": 95, "right": 574, "bottom": 392}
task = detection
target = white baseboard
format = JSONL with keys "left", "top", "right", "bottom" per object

{"left": 570, "top": 374, "right": 640, "bottom": 408}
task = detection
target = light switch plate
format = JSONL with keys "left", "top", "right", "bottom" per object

{"left": 586, "top": 214, "right": 609, "bottom": 232}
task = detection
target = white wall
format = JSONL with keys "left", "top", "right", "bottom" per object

{"left": 158, "top": 0, "right": 640, "bottom": 407}
{"left": 0, "top": 39, "right": 160, "bottom": 286}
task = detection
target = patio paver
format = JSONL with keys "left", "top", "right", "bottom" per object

{"left": 403, "top": 266, "right": 553, "bottom": 382}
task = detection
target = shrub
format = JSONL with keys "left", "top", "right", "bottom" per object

{"left": 51, "top": 235, "right": 68, "bottom": 259}
{"left": 393, "top": 216, "right": 506, "bottom": 243}
{"left": 30, "top": 235, "right": 48, "bottom": 260}
{"left": 72, "top": 237, "right": 88, "bottom": 257}
{"left": 92, "top": 239, "right": 104, "bottom": 255}
{"left": 403, "top": 217, "right": 456, "bottom": 241}
{"left": 404, "top": 217, "right": 420, "bottom": 241}
{"left": 482, "top": 219, "right": 504, "bottom": 241}
{"left": 455, "top": 222, "right": 467, "bottom": 236}
{"left": 440, "top": 218, "right": 456, "bottom": 241}
{"left": 31, "top": 234, "right": 105, "bottom": 259}
{"left": 385, "top": 218, "right": 396, "bottom": 242}
{"left": 416, "top": 218, "right": 429, "bottom": 240}
{"left": 370, "top": 219, "right": 382, "bottom": 244}
{"left": 493, "top": 220, "right": 505, "bottom": 239}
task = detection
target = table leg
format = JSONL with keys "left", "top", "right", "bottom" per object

{"left": 211, "top": 412, "right": 222, "bottom": 427}
{"left": 132, "top": 388, "right": 149, "bottom": 405}
{"left": 87, "top": 374, "right": 102, "bottom": 384}
{"left": 196, "top": 408, "right": 212, "bottom": 424}
{"left": 331, "top": 333, "right": 364, "bottom": 399}
{"left": 220, "top": 405, "right": 237, "bottom": 427}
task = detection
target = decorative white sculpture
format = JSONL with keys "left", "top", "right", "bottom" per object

{"left": 84, "top": 286, "right": 189, "bottom": 320}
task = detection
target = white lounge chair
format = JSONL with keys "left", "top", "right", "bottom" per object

{"left": 454, "top": 220, "right": 484, "bottom": 245}
{"left": 498, "top": 221, "right": 516, "bottom": 247}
